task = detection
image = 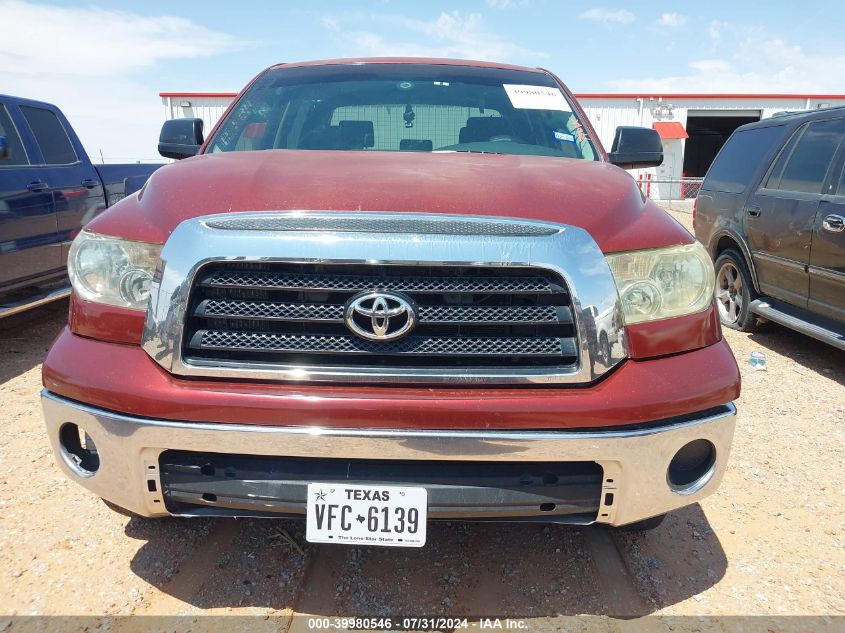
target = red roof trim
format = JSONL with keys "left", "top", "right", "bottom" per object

{"left": 653, "top": 122, "right": 689, "bottom": 140}
{"left": 160, "top": 91, "right": 845, "bottom": 100}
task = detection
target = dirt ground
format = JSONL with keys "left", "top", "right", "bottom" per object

{"left": 0, "top": 210, "right": 843, "bottom": 629}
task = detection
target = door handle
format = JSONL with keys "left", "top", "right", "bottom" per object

{"left": 26, "top": 181, "right": 49, "bottom": 192}
{"left": 81, "top": 178, "right": 100, "bottom": 189}
{"left": 822, "top": 214, "right": 845, "bottom": 233}
{"left": 746, "top": 205, "right": 762, "bottom": 218}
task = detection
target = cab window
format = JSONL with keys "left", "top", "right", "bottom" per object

{"left": 0, "top": 105, "right": 29, "bottom": 166}
{"left": 20, "top": 105, "right": 78, "bottom": 165}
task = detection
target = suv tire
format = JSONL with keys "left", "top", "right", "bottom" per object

{"left": 714, "top": 249, "right": 758, "bottom": 332}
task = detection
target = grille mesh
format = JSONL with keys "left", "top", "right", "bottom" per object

{"left": 202, "top": 270, "right": 560, "bottom": 294}
{"left": 200, "top": 300, "right": 345, "bottom": 321}
{"left": 195, "top": 330, "right": 573, "bottom": 357}
{"left": 204, "top": 216, "right": 559, "bottom": 236}
{"left": 419, "top": 305, "right": 564, "bottom": 324}
{"left": 184, "top": 262, "right": 578, "bottom": 374}
{"left": 197, "top": 300, "right": 568, "bottom": 324}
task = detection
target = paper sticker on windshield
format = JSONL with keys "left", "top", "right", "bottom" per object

{"left": 553, "top": 130, "right": 575, "bottom": 142}
{"left": 503, "top": 84, "right": 569, "bottom": 110}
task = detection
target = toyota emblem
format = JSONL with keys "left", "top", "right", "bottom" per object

{"left": 345, "top": 291, "right": 417, "bottom": 341}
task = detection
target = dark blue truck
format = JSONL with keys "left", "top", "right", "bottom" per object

{"left": 0, "top": 95, "right": 161, "bottom": 317}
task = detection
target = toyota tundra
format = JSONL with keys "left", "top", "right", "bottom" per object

{"left": 41, "top": 58, "right": 740, "bottom": 546}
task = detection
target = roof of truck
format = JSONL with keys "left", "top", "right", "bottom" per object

{"left": 268, "top": 57, "right": 546, "bottom": 74}
{"left": 0, "top": 94, "right": 60, "bottom": 109}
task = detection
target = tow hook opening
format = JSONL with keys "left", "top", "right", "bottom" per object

{"left": 58, "top": 423, "right": 100, "bottom": 476}
{"left": 667, "top": 439, "right": 716, "bottom": 495}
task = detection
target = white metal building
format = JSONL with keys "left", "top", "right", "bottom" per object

{"left": 161, "top": 91, "right": 845, "bottom": 198}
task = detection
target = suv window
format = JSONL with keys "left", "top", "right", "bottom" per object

{"left": 702, "top": 125, "right": 784, "bottom": 193}
{"left": 836, "top": 158, "right": 845, "bottom": 196}
{"left": 0, "top": 105, "right": 29, "bottom": 166}
{"left": 771, "top": 118, "right": 845, "bottom": 194}
{"left": 20, "top": 105, "right": 78, "bottom": 165}
{"left": 764, "top": 126, "right": 803, "bottom": 189}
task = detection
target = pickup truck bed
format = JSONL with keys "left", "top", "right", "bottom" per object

{"left": 94, "top": 163, "right": 159, "bottom": 207}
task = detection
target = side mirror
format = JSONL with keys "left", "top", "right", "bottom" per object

{"left": 608, "top": 126, "right": 663, "bottom": 169}
{"left": 0, "top": 136, "right": 10, "bottom": 160}
{"left": 158, "top": 118, "right": 204, "bottom": 160}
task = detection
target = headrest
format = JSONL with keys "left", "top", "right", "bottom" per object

{"left": 338, "top": 120, "right": 374, "bottom": 148}
{"left": 459, "top": 117, "right": 511, "bottom": 144}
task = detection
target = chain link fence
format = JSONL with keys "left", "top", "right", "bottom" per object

{"left": 636, "top": 177, "right": 703, "bottom": 212}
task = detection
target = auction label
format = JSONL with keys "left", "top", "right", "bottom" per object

{"left": 503, "top": 84, "right": 569, "bottom": 110}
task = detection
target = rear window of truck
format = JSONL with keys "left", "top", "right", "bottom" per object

{"left": 702, "top": 125, "right": 784, "bottom": 194}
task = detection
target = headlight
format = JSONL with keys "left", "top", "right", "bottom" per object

{"left": 606, "top": 243, "right": 714, "bottom": 325}
{"left": 68, "top": 231, "right": 162, "bottom": 311}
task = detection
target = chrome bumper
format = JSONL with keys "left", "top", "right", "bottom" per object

{"left": 42, "top": 391, "right": 736, "bottom": 526}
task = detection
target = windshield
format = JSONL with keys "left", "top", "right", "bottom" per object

{"left": 208, "top": 64, "right": 598, "bottom": 160}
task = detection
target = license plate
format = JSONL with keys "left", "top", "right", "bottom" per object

{"left": 306, "top": 483, "right": 427, "bottom": 547}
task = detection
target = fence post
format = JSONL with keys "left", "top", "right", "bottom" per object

{"left": 640, "top": 178, "right": 704, "bottom": 213}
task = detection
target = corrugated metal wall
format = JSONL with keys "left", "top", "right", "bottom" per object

{"left": 162, "top": 96, "right": 233, "bottom": 136}
{"left": 579, "top": 96, "right": 845, "bottom": 147}
{"left": 580, "top": 96, "right": 845, "bottom": 197}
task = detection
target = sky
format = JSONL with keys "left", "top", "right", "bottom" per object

{"left": 1, "top": 0, "right": 843, "bottom": 161}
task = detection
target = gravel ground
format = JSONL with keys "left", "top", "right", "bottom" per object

{"left": 0, "top": 209, "right": 843, "bottom": 628}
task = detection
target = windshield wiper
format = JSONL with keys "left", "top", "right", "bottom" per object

{"left": 433, "top": 149, "right": 505, "bottom": 155}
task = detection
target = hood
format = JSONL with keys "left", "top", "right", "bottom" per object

{"left": 88, "top": 150, "right": 691, "bottom": 253}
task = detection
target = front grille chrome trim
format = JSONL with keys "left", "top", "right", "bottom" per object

{"left": 142, "top": 211, "right": 627, "bottom": 385}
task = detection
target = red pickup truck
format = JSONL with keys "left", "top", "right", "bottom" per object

{"left": 42, "top": 58, "right": 739, "bottom": 546}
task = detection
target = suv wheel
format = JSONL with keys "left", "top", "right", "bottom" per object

{"left": 714, "top": 249, "right": 757, "bottom": 332}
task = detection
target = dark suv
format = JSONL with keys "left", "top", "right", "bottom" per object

{"left": 695, "top": 107, "right": 845, "bottom": 350}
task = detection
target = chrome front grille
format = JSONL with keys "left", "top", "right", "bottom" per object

{"left": 183, "top": 263, "right": 578, "bottom": 370}
{"left": 141, "top": 211, "right": 627, "bottom": 384}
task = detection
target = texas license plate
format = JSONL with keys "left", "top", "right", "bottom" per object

{"left": 306, "top": 483, "right": 427, "bottom": 547}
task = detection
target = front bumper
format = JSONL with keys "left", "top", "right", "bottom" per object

{"left": 42, "top": 391, "right": 736, "bottom": 527}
